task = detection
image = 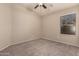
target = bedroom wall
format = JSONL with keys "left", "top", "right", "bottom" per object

{"left": 0, "top": 4, "right": 12, "bottom": 50}
{"left": 12, "top": 4, "right": 41, "bottom": 44}
{"left": 42, "top": 6, "right": 79, "bottom": 47}
{"left": 0, "top": 4, "right": 79, "bottom": 51}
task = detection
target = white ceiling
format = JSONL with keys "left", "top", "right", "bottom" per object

{"left": 21, "top": 3, "right": 79, "bottom": 16}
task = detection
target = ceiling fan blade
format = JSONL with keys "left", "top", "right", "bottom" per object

{"left": 42, "top": 4, "right": 47, "bottom": 9}
{"left": 34, "top": 5, "right": 39, "bottom": 9}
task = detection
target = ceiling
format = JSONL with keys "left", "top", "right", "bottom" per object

{"left": 21, "top": 3, "right": 79, "bottom": 16}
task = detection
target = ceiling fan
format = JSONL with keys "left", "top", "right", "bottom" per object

{"left": 34, "top": 3, "right": 47, "bottom": 9}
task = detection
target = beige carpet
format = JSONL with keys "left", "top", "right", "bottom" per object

{"left": 0, "top": 39, "right": 79, "bottom": 56}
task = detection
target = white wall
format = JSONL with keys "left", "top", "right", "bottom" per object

{"left": 42, "top": 6, "right": 79, "bottom": 47}
{"left": 12, "top": 4, "right": 41, "bottom": 44}
{"left": 0, "top": 4, "right": 12, "bottom": 50}
{"left": 0, "top": 4, "right": 41, "bottom": 50}
{"left": 0, "top": 4, "right": 79, "bottom": 51}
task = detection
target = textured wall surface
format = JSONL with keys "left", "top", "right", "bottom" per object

{"left": 0, "top": 4, "right": 12, "bottom": 50}
{"left": 12, "top": 4, "right": 41, "bottom": 45}
{"left": 42, "top": 6, "right": 79, "bottom": 47}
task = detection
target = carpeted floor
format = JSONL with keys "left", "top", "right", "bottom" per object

{"left": 0, "top": 39, "right": 79, "bottom": 56}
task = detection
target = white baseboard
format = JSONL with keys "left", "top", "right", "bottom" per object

{"left": 0, "top": 37, "right": 40, "bottom": 51}
{"left": 11, "top": 37, "right": 40, "bottom": 45}
{"left": 42, "top": 37, "right": 79, "bottom": 47}
{"left": 0, "top": 44, "right": 10, "bottom": 51}
{"left": 1, "top": 37, "right": 79, "bottom": 51}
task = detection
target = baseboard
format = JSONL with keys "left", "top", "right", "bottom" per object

{"left": 0, "top": 44, "right": 10, "bottom": 51}
{"left": 1, "top": 37, "right": 79, "bottom": 51}
{"left": 0, "top": 37, "right": 40, "bottom": 51}
{"left": 11, "top": 37, "right": 40, "bottom": 45}
{"left": 42, "top": 37, "right": 79, "bottom": 48}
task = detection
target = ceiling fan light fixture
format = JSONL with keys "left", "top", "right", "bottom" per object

{"left": 42, "top": 4, "right": 47, "bottom": 9}
{"left": 39, "top": 3, "right": 43, "bottom": 6}
{"left": 34, "top": 4, "right": 39, "bottom": 9}
{"left": 34, "top": 3, "right": 47, "bottom": 9}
